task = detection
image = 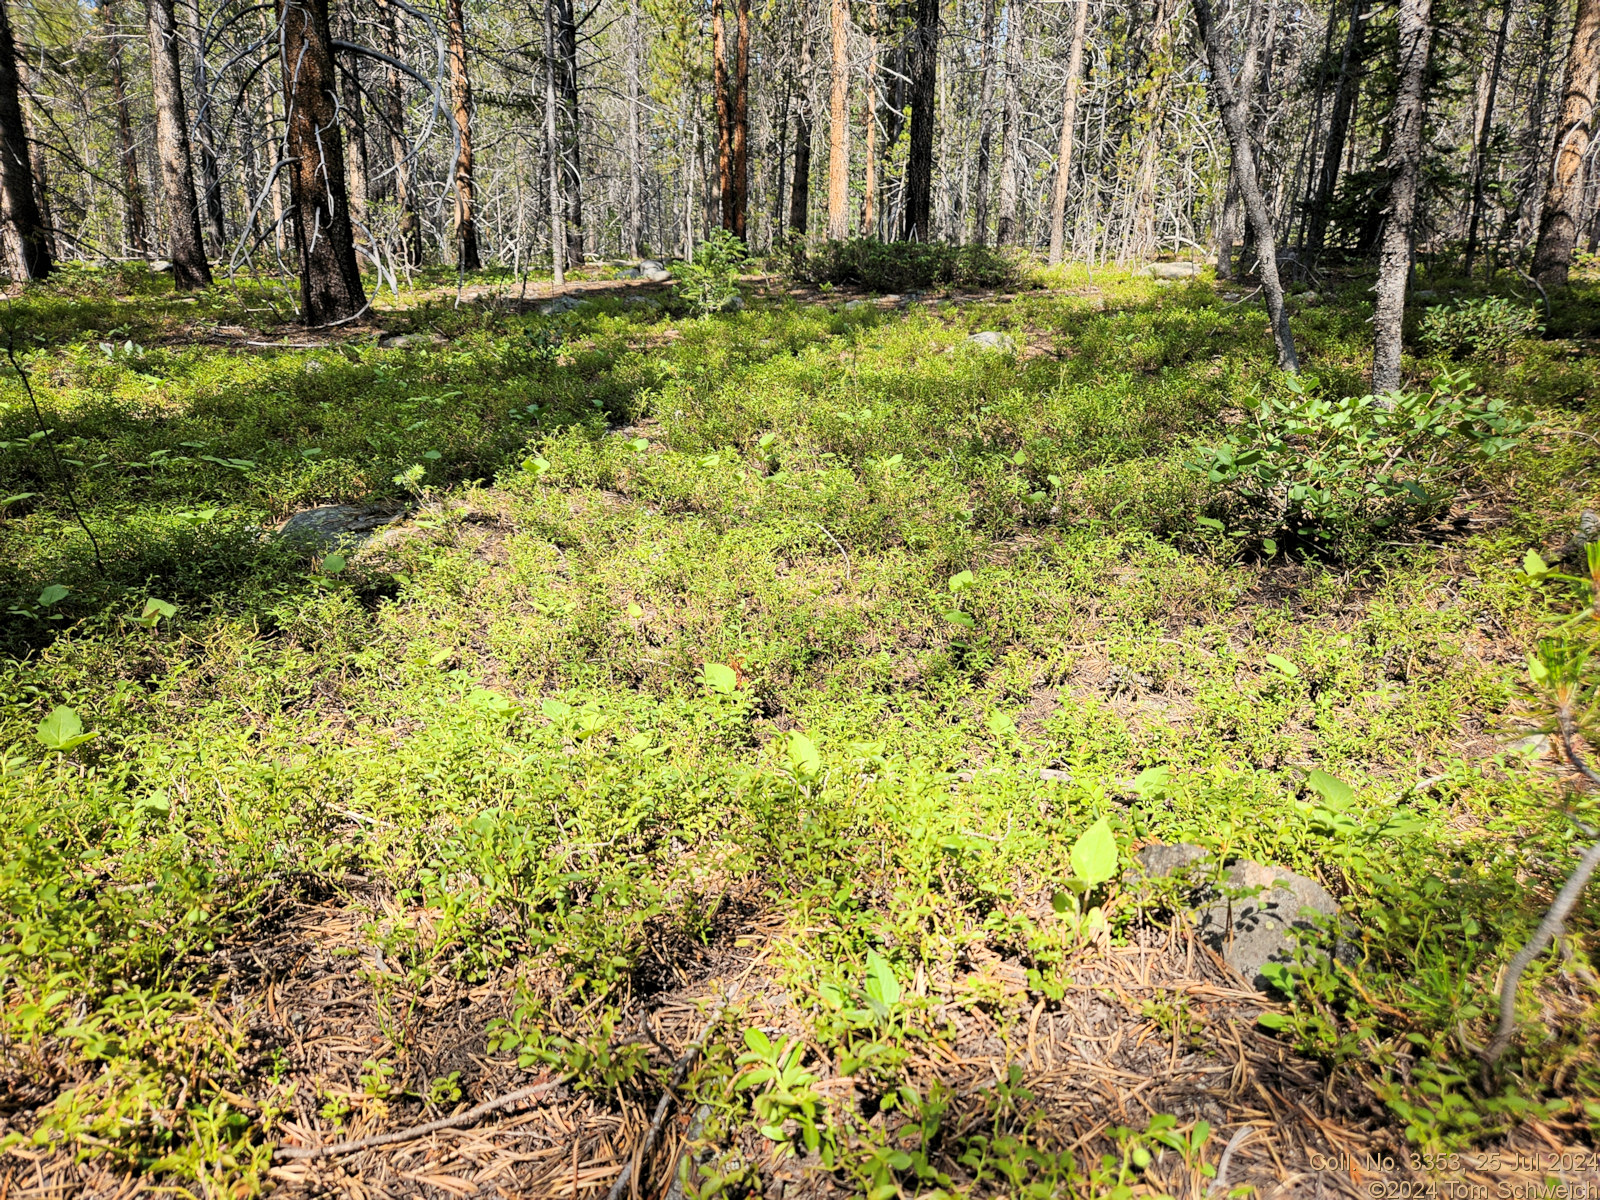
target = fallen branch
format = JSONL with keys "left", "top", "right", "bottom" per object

{"left": 272, "top": 1077, "right": 563, "bottom": 1160}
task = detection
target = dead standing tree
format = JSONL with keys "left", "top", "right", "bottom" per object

{"left": 0, "top": 0, "right": 50, "bottom": 278}
{"left": 1532, "top": 0, "right": 1600, "bottom": 288}
{"left": 901, "top": 0, "right": 936, "bottom": 239}
{"left": 278, "top": 0, "right": 366, "bottom": 322}
{"left": 145, "top": 0, "right": 211, "bottom": 287}
{"left": 446, "top": 0, "right": 481, "bottom": 269}
{"left": 713, "top": 0, "right": 751, "bottom": 237}
{"left": 1194, "top": 0, "right": 1298, "bottom": 373}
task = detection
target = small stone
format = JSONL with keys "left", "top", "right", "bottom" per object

{"left": 539, "top": 295, "right": 587, "bottom": 315}
{"left": 1299, "top": 291, "right": 1320, "bottom": 305}
{"left": 150, "top": 260, "right": 173, "bottom": 273}
{"left": 1037, "top": 768, "right": 1073, "bottom": 783}
{"left": 277, "top": 504, "right": 406, "bottom": 550}
{"left": 1135, "top": 842, "right": 1211, "bottom": 878}
{"left": 1221, "top": 292, "right": 1242, "bottom": 301}
{"left": 1561, "top": 509, "right": 1600, "bottom": 568}
{"left": 722, "top": 293, "right": 746, "bottom": 312}
{"left": 1195, "top": 862, "right": 1343, "bottom": 992}
{"left": 1507, "top": 733, "right": 1551, "bottom": 759}
{"left": 967, "top": 331, "right": 1016, "bottom": 352}
{"left": 378, "top": 332, "right": 445, "bottom": 349}
{"left": 1148, "top": 261, "right": 1201, "bottom": 280}
{"left": 639, "top": 259, "right": 672, "bottom": 283}
{"left": 842, "top": 299, "right": 869, "bottom": 311}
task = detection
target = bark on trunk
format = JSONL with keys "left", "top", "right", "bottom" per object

{"left": 105, "top": 0, "right": 150, "bottom": 256}
{"left": 712, "top": 0, "right": 749, "bottom": 236}
{"left": 279, "top": 0, "right": 366, "bottom": 323}
{"left": 1464, "top": 0, "right": 1510, "bottom": 276}
{"left": 901, "top": 0, "right": 937, "bottom": 240}
{"left": 861, "top": 0, "right": 877, "bottom": 235}
{"left": 188, "top": 0, "right": 225, "bottom": 250}
{"left": 1046, "top": 0, "right": 1088, "bottom": 265}
{"left": 1213, "top": 0, "right": 1262, "bottom": 277}
{"left": 625, "top": 0, "right": 643, "bottom": 253}
{"left": 447, "top": 0, "right": 481, "bottom": 269}
{"left": 1532, "top": 0, "right": 1600, "bottom": 288}
{"left": 378, "top": 0, "right": 421, "bottom": 265}
{"left": 554, "top": 0, "right": 582, "bottom": 264}
{"left": 1370, "top": 0, "right": 1432, "bottom": 391}
{"left": 545, "top": 0, "right": 565, "bottom": 284}
{"left": 1194, "top": 0, "right": 1298, "bottom": 373}
{"left": 144, "top": 0, "right": 209, "bottom": 287}
{"left": 1304, "top": 0, "right": 1366, "bottom": 260}
{"left": 825, "top": 0, "right": 850, "bottom": 240}
{"left": 732, "top": 0, "right": 749, "bottom": 238}
{"left": 337, "top": 19, "right": 369, "bottom": 240}
{"left": 789, "top": 16, "right": 812, "bottom": 236}
{"left": 995, "top": 0, "right": 1025, "bottom": 245}
{"left": 971, "top": 0, "right": 997, "bottom": 245}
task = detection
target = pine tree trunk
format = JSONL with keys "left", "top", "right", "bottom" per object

{"left": 971, "top": 0, "right": 997, "bottom": 245}
{"left": 1304, "top": 0, "right": 1366, "bottom": 260}
{"left": 545, "top": 0, "right": 565, "bottom": 284}
{"left": 188, "top": 0, "right": 225, "bottom": 251}
{"left": 626, "top": 0, "right": 643, "bottom": 254}
{"left": 105, "top": 1, "right": 150, "bottom": 256}
{"left": 1370, "top": 0, "right": 1431, "bottom": 391}
{"left": 861, "top": 0, "right": 877, "bottom": 236}
{"left": 733, "top": 0, "right": 749, "bottom": 238}
{"left": 447, "top": 0, "right": 481, "bottom": 269}
{"left": 790, "top": 17, "right": 813, "bottom": 237}
{"left": 554, "top": 0, "right": 582, "bottom": 264}
{"left": 1532, "top": 0, "right": 1600, "bottom": 288}
{"left": 144, "top": 0, "right": 209, "bottom": 287}
{"left": 1194, "top": 0, "right": 1297, "bottom": 373}
{"left": 1213, "top": 0, "right": 1263, "bottom": 277}
{"left": 901, "top": 0, "right": 937, "bottom": 240}
{"left": 826, "top": 0, "right": 850, "bottom": 240}
{"left": 379, "top": 0, "right": 421, "bottom": 265}
{"left": 337, "top": 23, "right": 369, "bottom": 242}
{"left": 1046, "top": 0, "right": 1088, "bottom": 266}
{"left": 995, "top": 0, "right": 1025, "bottom": 245}
{"left": 1464, "top": 0, "right": 1510, "bottom": 276}
{"left": 278, "top": 0, "right": 365, "bottom": 323}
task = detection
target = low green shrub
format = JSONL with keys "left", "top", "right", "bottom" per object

{"left": 780, "top": 238, "right": 1025, "bottom": 292}
{"left": 1420, "top": 296, "right": 1541, "bottom": 361}
{"left": 676, "top": 230, "right": 748, "bottom": 316}
{"left": 1192, "top": 369, "right": 1527, "bottom": 555}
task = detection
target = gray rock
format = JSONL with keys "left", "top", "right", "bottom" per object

{"left": 1136, "top": 842, "right": 1212, "bottom": 878}
{"left": 967, "top": 331, "right": 1016, "bottom": 352}
{"left": 1195, "top": 861, "right": 1342, "bottom": 992}
{"left": 1413, "top": 289, "right": 1437, "bottom": 301}
{"left": 1299, "top": 291, "right": 1320, "bottom": 306}
{"left": 639, "top": 259, "right": 672, "bottom": 283}
{"left": 1148, "top": 261, "right": 1201, "bottom": 280}
{"left": 721, "top": 292, "right": 746, "bottom": 312}
{"left": 377, "top": 332, "right": 445, "bottom": 350}
{"left": 842, "top": 299, "right": 870, "bottom": 311}
{"left": 1561, "top": 509, "right": 1600, "bottom": 568}
{"left": 150, "top": 260, "right": 173, "bottom": 273}
{"left": 277, "top": 504, "right": 406, "bottom": 550}
{"left": 1037, "top": 768, "right": 1074, "bottom": 783}
{"left": 1506, "top": 733, "right": 1551, "bottom": 759}
{"left": 539, "top": 295, "right": 588, "bottom": 315}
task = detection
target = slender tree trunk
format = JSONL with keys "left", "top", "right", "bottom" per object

{"left": 1214, "top": 0, "right": 1263, "bottom": 277}
{"left": 278, "top": 0, "right": 365, "bottom": 323}
{"left": 105, "top": 0, "right": 150, "bottom": 256}
{"left": 379, "top": 0, "right": 421, "bottom": 265}
{"left": 446, "top": 0, "right": 481, "bottom": 269}
{"left": 995, "top": 0, "right": 1025, "bottom": 244}
{"left": 337, "top": 24, "right": 369, "bottom": 241}
{"left": 733, "top": 0, "right": 749, "bottom": 238}
{"left": 1047, "top": 0, "right": 1088, "bottom": 265}
{"left": 1305, "top": 0, "right": 1366, "bottom": 260}
{"left": 902, "top": 0, "right": 937, "bottom": 240}
{"left": 1533, "top": 0, "right": 1600, "bottom": 288}
{"left": 861, "top": 0, "right": 877, "bottom": 235}
{"left": 1194, "top": 0, "right": 1297, "bottom": 372}
{"left": 545, "top": 0, "right": 565, "bottom": 284}
{"left": 188, "top": 0, "right": 224, "bottom": 250}
{"left": 144, "top": 0, "right": 209, "bottom": 287}
{"left": 1464, "top": 0, "right": 1510, "bottom": 276}
{"left": 790, "top": 13, "right": 813, "bottom": 236}
{"left": 712, "top": 0, "right": 749, "bottom": 237}
{"left": 1370, "top": 0, "right": 1431, "bottom": 391}
{"left": 826, "top": 0, "right": 850, "bottom": 239}
{"left": 554, "top": 0, "right": 582, "bottom": 264}
{"left": 971, "top": 0, "right": 997, "bottom": 245}
{"left": 626, "top": 0, "right": 643, "bottom": 254}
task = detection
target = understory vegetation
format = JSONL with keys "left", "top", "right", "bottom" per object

{"left": 1, "top": 257, "right": 1599, "bottom": 1194}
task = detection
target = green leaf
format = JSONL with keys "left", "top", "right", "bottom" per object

{"left": 1196, "top": 516, "right": 1225, "bottom": 531}
{"left": 1070, "top": 817, "right": 1118, "bottom": 888}
{"left": 37, "top": 706, "right": 96, "bottom": 752}
{"left": 467, "top": 688, "right": 521, "bottom": 719}
{"left": 2, "top": 492, "right": 39, "bottom": 506}
{"left": 1264, "top": 653, "right": 1300, "bottom": 677}
{"left": 702, "top": 662, "right": 738, "bottom": 695}
{"left": 136, "top": 597, "right": 178, "bottom": 627}
{"left": 626, "top": 602, "right": 644, "bottom": 618}
{"left": 864, "top": 950, "right": 901, "bottom": 1013}
{"left": 986, "top": 710, "right": 1017, "bottom": 738}
{"left": 1130, "top": 765, "right": 1170, "bottom": 800}
{"left": 947, "top": 569, "right": 975, "bottom": 594}
{"left": 321, "top": 553, "right": 347, "bottom": 575}
{"left": 943, "top": 609, "right": 975, "bottom": 629}
{"left": 541, "top": 698, "right": 572, "bottom": 720}
{"left": 1524, "top": 550, "right": 1549, "bottom": 578}
{"left": 787, "top": 731, "right": 821, "bottom": 777}
{"left": 37, "top": 584, "right": 69, "bottom": 607}
{"left": 422, "top": 449, "right": 441, "bottom": 461}
{"left": 1261, "top": 537, "right": 1278, "bottom": 556}
{"left": 1305, "top": 769, "right": 1354, "bottom": 811}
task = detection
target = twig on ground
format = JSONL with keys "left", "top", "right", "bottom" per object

{"left": 606, "top": 994, "right": 735, "bottom": 1200}
{"left": 272, "top": 1077, "right": 563, "bottom": 1160}
{"left": 1210, "top": 1125, "right": 1253, "bottom": 1194}
{"left": 812, "top": 522, "right": 852, "bottom": 584}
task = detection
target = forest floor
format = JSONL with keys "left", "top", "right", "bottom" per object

{"left": 1, "top": 258, "right": 1598, "bottom": 1197}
